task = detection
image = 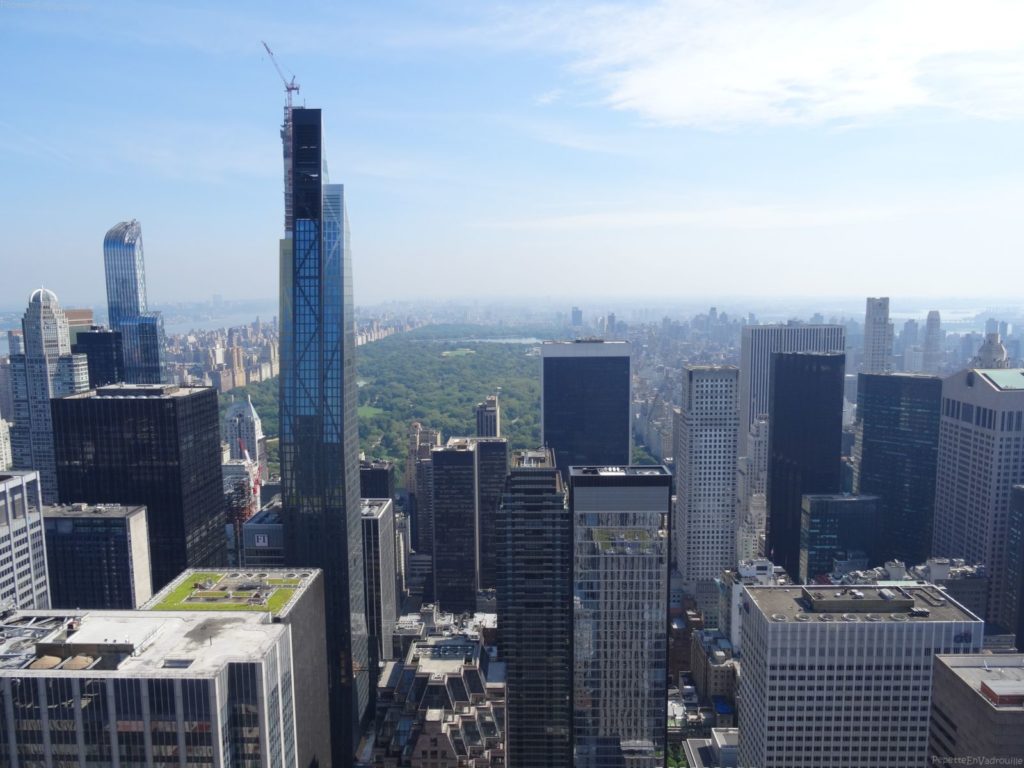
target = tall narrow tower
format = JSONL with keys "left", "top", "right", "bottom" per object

{"left": 8, "top": 289, "right": 88, "bottom": 502}
{"left": 103, "top": 220, "right": 165, "bottom": 384}
{"left": 278, "top": 107, "right": 368, "bottom": 765}
{"left": 862, "top": 297, "right": 893, "bottom": 373}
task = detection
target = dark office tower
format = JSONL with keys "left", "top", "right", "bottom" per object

{"left": 431, "top": 440, "right": 478, "bottom": 612}
{"left": 475, "top": 393, "right": 501, "bottom": 437}
{"left": 1007, "top": 486, "right": 1024, "bottom": 648}
{"left": 360, "top": 458, "right": 395, "bottom": 500}
{"left": 51, "top": 384, "right": 224, "bottom": 590}
{"left": 497, "top": 449, "right": 572, "bottom": 768}
{"left": 43, "top": 503, "right": 152, "bottom": 608}
{"left": 474, "top": 436, "right": 508, "bottom": 591}
{"left": 766, "top": 352, "right": 844, "bottom": 581}
{"left": 571, "top": 306, "right": 583, "bottom": 327}
{"left": 542, "top": 340, "right": 631, "bottom": 476}
{"left": 414, "top": 456, "right": 435, "bottom": 555}
{"left": 798, "top": 494, "right": 880, "bottom": 583}
{"left": 71, "top": 325, "right": 124, "bottom": 387}
{"left": 103, "top": 220, "right": 165, "bottom": 384}
{"left": 571, "top": 466, "right": 671, "bottom": 768}
{"left": 853, "top": 373, "right": 942, "bottom": 565}
{"left": 278, "top": 106, "right": 368, "bottom": 763}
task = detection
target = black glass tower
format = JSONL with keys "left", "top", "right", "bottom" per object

{"left": 497, "top": 449, "right": 573, "bottom": 768}
{"left": 541, "top": 340, "right": 631, "bottom": 476}
{"left": 766, "top": 352, "right": 845, "bottom": 580}
{"left": 278, "top": 107, "right": 368, "bottom": 765}
{"left": 359, "top": 458, "right": 395, "bottom": 501}
{"left": 474, "top": 437, "right": 508, "bottom": 591}
{"left": 853, "top": 372, "right": 942, "bottom": 565}
{"left": 799, "top": 494, "right": 880, "bottom": 583}
{"left": 50, "top": 384, "right": 225, "bottom": 591}
{"left": 71, "top": 326, "right": 124, "bottom": 387}
{"left": 430, "top": 440, "right": 478, "bottom": 613}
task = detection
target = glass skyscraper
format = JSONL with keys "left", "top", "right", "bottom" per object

{"left": 103, "top": 220, "right": 165, "bottom": 384}
{"left": 571, "top": 465, "right": 671, "bottom": 767}
{"left": 278, "top": 106, "right": 368, "bottom": 765}
{"left": 541, "top": 340, "right": 632, "bottom": 477}
{"left": 853, "top": 372, "right": 942, "bottom": 566}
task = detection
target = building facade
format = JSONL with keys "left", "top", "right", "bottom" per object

{"left": 738, "top": 323, "right": 845, "bottom": 454}
{"left": 853, "top": 372, "right": 942, "bottom": 566}
{"left": 70, "top": 326, "right": 124, "bottom": 388}
{"left": 223, "top": 393, "right": 265, "bottom": 474}
{"left": 798, "top": 494, "right": 880, "bottom": 583}
{"left": 674, "top": 366, "right": 739, "bottom": 619}
{"left": 0, "top": 418, "right": 10, "bottom": 471}
{"left": 739, "top": 585, "right": 983, "bottom": 768}
{"left": 43, "top": 503, "right": 151, "bottom": 609}
{"left": 278, "top": 106, "right": 369, "bottom": 763}
{"left": 542, "top": 340, "right": 631, "bottom": 476}
{"left": 932, "top": 368, "right": 1024, "bottom": 631}
{"left": 431, "top": 440, "right": 478, "bottom": 613}
{"left": 360, "top": 458, "right": 395, "bottom": 501}
{"left": 571, "top": 466, "right": 671, "bottom": 767}
{"left": 496, "top": 449, "right": 572, "bottom": 768}
{"left": 475, "top": 394, "right": 501, "bottom": 437}
{"left": 51, "top": 384, "right": 224, "bottom": 591}
{"left": 474, "top": 437, "right": 508, "bottom": 592}
{"left": 103, "top": 220, "right": 165, "bottom": 384}
{"left": 362, "top": 498, "right": 398, "bottom": 669}
{"left": 0, "top": 471, "right": 49, "bottom": 609}
{"left": 930, "top": 654, "right": 1024, "bottom": 762}
{"left": 766, "top": 353, "right": 845, "bottom": 581}
{"left": 8, "top": 289, "right": 89, "bottom": 503}
{"left": 862, "top": 297, "right": 893, "bottom": 374}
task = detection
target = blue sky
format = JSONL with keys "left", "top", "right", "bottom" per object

{"left": 3, "top": 0, "right": 1024, "bottom": 307}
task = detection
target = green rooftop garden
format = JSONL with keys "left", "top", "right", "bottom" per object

{"left": 150, "top": 572, "right": 297, "bottom": 615}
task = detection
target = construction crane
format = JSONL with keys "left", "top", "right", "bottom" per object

{"left": 261, "top": 40, "right": 300, "bottom": 109}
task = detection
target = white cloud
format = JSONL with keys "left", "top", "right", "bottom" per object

{"left": 528, "top": 0, "right": 1024, "bottom": 127}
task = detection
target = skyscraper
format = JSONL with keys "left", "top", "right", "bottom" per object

{"left": 497, "top": 449, "right": 573, "bottom": 768}
{"left": 0, "top": 470, "right": 50, "bottom": 608}
{"left": 278, "top": 106, "right": 368, "bottom": 763}
{"left": 932, "top": 368, "right": 1024, "bottom": 632}
{"left": 71, "top": 326, "right": 124, "bottom": 387}
{"left": 674, "top": 365, "right": 739, "bottom": 618}
{"left": 474, "top": 436, "right": 509, "bottom": 591}
{"left": 923, "top": 310, "right": 944, "bottom": 373}
{"left": 475, "top": 393, "right": 501, "bottom": 437}
{"left": 738, "top": 322, "right": 845, "bottom": 454}
{"left": 854, "top": 372, "right": 942, "bottom": 566}
{"left": 103, "top": 220, "right": 165, "bottom": 384}
{"left": 223, "top": 393, "right": 265, "bottom": 478}
{"left": 766, "top": 352, "right": 845, "bottom": 581}
{"left": 43, "top": 503, "right": 152, "bottom": 609}
{"left": 862, "top": 296, "right": 893, "bottom": 373}
{"left": 51, "top": 384, "right": 224, "bottom": 591}
{"left": 361, "top": 498, "right": 398, "bottom": 670}
{"left": 8, "top": 288, "right": 89, "bottom": 502}
{"left": 738, "top": 585, "right": 983, "bottom": 768}
{"left": 798, "top": 493, "right": 880, "bottom": 583}
{"left": 430, "top": 439, "right": 478, "bottom": 613}
{"left": 542, "top": 340, "right": 631, "bottom": 476}
{"left": 571, "top": 465, "right": 671, "bottom": 767}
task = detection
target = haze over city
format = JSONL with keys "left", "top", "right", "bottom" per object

{"left": 5, "top": 1, "right": 1024, "bottom": 305}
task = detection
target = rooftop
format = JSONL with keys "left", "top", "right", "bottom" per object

{"left": 744, "top": 584, "right": 982, "bottom": 623}
{"left": 936, "top": 654, "right": 1024, "bottom": 710}
{"left": 0, "top": 608, "right": 283, "bottom": 677}
{"left": 408, "top": 637, "right": 482, "bottom": 678}
{"left": 361, "top": 498, "right": 392, "bottom": 519}
{"left": 246, "top": 506, "right": 283, "bottom": 526}
{"left": 569, "top": 465, "right": 671, "bottom": 477}
{"left": 977, "top": 369, "right": 1024, "bottom": 391}
{"left": 143, "top": 569, "right": 318, "bottom": 617}
{"left": 44, "top": 503, "right": 145, "bottom": 519}
{"left": 64, "top": 384, "right": 211, "bottom": 400}
{"left": 510, "top": 448, "right": 555, "bottom": 469}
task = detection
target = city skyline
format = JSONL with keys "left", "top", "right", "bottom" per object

{"left": 5, "top": 2, "right": 1024, "bottom": 305}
